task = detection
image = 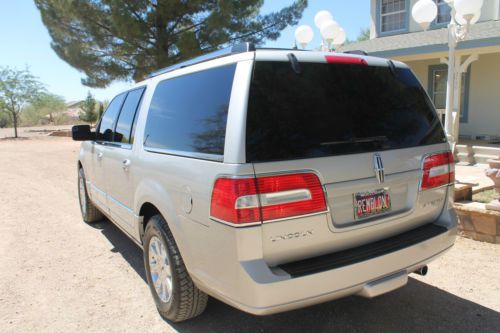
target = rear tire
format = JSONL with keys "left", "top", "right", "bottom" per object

{"left": 143, "top": 214, "right": 208, "bottom": 322}
{"left": 78, "top": 168, "right": 104, "bottom": 223}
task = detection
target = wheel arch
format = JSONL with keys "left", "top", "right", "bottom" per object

{"left": 136, "top": 199, "right": 195, "bottom": 271}
{"left": 139, "top": 202, "right": 161, "bottom": 237}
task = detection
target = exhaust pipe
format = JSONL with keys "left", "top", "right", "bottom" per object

{"left": 413, "top": 266, "right": 428, "bottom": 276}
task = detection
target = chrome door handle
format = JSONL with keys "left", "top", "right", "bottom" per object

{"left": 122, "top": 159, "right": 131, "bottom": 170}
{"left": 97, "top": 152, "right": 103, "bottom": 160}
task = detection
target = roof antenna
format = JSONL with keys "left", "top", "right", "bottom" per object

{"left": 287, "top": 53, "right": 301, "bottom": 74}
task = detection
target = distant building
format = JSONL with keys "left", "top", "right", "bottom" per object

{"left": 64, "top": 100, "right": 83, "bottom": 120}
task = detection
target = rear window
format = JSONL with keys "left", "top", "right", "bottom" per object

{"left": 144, "top": 64, "right": 236, "bottom": 158}
{"left": 246, "top": 61, "right": 446, "bottom": 163}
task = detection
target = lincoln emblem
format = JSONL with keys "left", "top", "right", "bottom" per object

{"left": 373, "top": 153, "right": 385, "bottom": 184}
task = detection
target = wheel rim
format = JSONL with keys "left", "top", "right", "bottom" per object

{"left": 79, "top": 174, "right": 87, "bottom": 216}
{"left": 148, "top": 236, "right": 173, "bottom": 303}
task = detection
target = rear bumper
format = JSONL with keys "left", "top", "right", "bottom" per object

{"left": 194, "top": 224, "right": 457, "bottom": 315}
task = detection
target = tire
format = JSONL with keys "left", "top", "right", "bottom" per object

{"left": 143, "top": 214, "right": 208, "bottom": 322}
{"left": 78, "top": 168, "right": 104, "bottom": 223}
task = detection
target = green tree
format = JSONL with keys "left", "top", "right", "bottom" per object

{"left": 35, "top": 0, "right": 307, "bottom": 87}
{"left": 0, "top": 67, "right": 45, "bottom": 138}
{"left": 0, "top": 112, "right": 10, "bottom": 128}
{"left": 24, "top": 93, "right": 66, "bottom": 125}
{"left": 97, "top": 101, "right": 104, "bottom": 122}
{"left": 79, "top": 91, "right": 97, "bottom": 124}
{"left": 357, "top": 27, "right": 370, "bottom": 42}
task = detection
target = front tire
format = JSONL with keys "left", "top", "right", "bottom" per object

{"left": 78, "top": 168, "right": 104, "bottom": 223}
{"left": 143, "top": 215, "right": 208, "bottom": 322}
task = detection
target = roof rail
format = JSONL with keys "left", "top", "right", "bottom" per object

{"left": 343, "top": 50, "right": 368, "bottom": 56}
{"left": 148, "top": 42, "right": 255, "bottom": 78}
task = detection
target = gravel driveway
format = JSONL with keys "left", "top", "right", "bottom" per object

{"left": 1, "top": 136, "right": 499, "bottom": 332}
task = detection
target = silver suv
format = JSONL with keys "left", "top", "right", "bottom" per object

{"left": 72, "top": 43, "right": 457, "bottom": 322}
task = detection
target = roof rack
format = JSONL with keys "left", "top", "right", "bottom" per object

{"left": 148, "top": 42, "right": 255, "bottom": 78}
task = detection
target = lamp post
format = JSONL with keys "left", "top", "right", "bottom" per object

{"left": 411, "top": 0, "right": 484, "bottom": 150}
{"left": 294, "top": 10, "right": 346, "bottom": 51}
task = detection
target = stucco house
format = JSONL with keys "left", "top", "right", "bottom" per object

{"left": 65, "top": 100, "right": 83, "bottom": 120}
{"left": 343, "top": 0, "right": 500, "bottom": 163}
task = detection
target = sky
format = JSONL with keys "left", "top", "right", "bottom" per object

{"left": 0, "top": 0, "right": 370, "bottom": 102}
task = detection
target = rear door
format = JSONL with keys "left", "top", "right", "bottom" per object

{"left": 103, "top": 87, "right": 145, "bottom": 239}
{"left": 246, "top": 56, "right": 451, "bottom": 265}
{"left": 90, "top": 93, "right": 126, "bottom": 211}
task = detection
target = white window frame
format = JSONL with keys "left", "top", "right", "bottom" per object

{"left": 379, "top": 0, "right": 408, "bottom": 34}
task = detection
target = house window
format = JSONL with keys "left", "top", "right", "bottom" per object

{"left": 429, "top": 65, "right": 471, "bottom": 123}
{"left": 380, "top": 0, "right": 407, "bottom": 33}
{"left": 435, "top": 0, "right": 451, "bottom": 24}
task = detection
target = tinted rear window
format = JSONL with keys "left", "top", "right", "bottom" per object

{"left": 144, "top": 64, "right": 236, "bottom": 157}
{"left": 246, "top": 61, "right": 446, "bottom": 162}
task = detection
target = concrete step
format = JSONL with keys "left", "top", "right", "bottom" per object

{"left": 472, "top": 146, "right": 500, "bottom": 157}
{"left": 456, "top": 152, "right": 475, "bottom": 165}
{"left": 456, "top": 144, "right": 472, "bottom": 153}
{"left": 474, "top": 154, "right": 500, "bottom": 164}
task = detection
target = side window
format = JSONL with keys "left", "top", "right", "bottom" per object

{"left": 97, "top": 93, "right": 126, "bottom": 141}
{"left": 144, "top": 64, "right": 236, "bottom": 157}
{"left": 114, "top": 87, "right": 145, "bottom": 144}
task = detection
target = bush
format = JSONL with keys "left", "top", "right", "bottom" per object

{"left": 0, "top": 113, "right": 10, "bottom": 128}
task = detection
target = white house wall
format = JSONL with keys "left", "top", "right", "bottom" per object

{"left": 405, "top": 53, "right": 500, "bottom": 138}
{"left": 370, "top": 0, "right": 500, "bottom": 38}
{"left": 462, "top": 52, "right": 500, "bottom": 138}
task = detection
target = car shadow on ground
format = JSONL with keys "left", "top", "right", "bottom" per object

{"left": 95, "top": 219, "right": 500, "bottom": 333}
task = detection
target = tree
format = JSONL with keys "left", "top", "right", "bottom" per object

{"left": 79, "top": 91, "right": 97, "bottom": 124}
{"left": 343, "top": 27, "right": 370, "bottom": 46}
{"left": 0, "top": 67, "right": 45, "bottom": 138}
{"left": 25, "top": 93, "right": 66, "bottom": 124}
{"left": 97, "top": 101, "right": 104, "bottom": 121}
{"left": 357, "top": 27, "right": 370, "bottom": 42}
{"left": 35, "top": 0, "right": 308, "bottom": 87}
{"left": 0, "top": 112, "right": 10, "bottom": 128}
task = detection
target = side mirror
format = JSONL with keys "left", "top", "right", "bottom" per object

{"left": 72, "top": 125, "right": 95, "bottom": 141}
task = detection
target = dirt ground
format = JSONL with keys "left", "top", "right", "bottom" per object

{"left": 1, "top": 134, "right": 499, "bottom": 332}
{"left": 0, "top": 125, "right": 73, "bottom": 139}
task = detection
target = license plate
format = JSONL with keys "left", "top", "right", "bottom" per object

{"left": 354, "top": 189, "right": 391, "bottom": 219}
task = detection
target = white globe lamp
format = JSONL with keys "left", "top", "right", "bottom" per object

{"left": 294, "top": 25, "right": 314, "bottom": 49}
{"left": 333, "top": 28, "right": 347, "bottom": 48}
{"left": 455, "top": 10, "right": 481, "bottom": 25}
{"left": 411, "top": 0, "right": 438, "bottom": 30}
{"left": 314, "top": 10, "right": 333, "bottom": 29}
{"left": 454, "top": 0, "right": 484, "bottom": 21}
{"left": 320, "top": 20, "right": 341, "bottom": 44}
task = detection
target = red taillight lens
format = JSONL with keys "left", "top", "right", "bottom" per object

{"left": 325, "top": 55, "right": 368, "bottom": 65}
{"left": 210, "top": 172, "right": 327, "bottom": 225}
{"left": 421, "top": 151, "right": 455, "bottom": 191}
{"left": 257, "top": 173, "right": 327, "bottom": 221}
{"left": 210, "top": 177, "right": 260, "bottom": 224}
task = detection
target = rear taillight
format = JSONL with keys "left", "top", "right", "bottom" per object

{"left": 420, "top": 151, "right": 455, "bottom": 191}
{"left": 210, "top": 172, "right": 327, "bottom": 226}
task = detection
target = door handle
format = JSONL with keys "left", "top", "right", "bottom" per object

{"left": 122, "top": 159, "right": 131, "bottom": 170}
{"left": 97, "top": 152, "right": 103, "bottom": 160}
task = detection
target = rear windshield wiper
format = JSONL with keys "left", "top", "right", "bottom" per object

{"left": 320, "top": 136, "right": 389, "bottom": 146}
{"left": 287, "top": 53, "right": 302, "bottom": 74}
